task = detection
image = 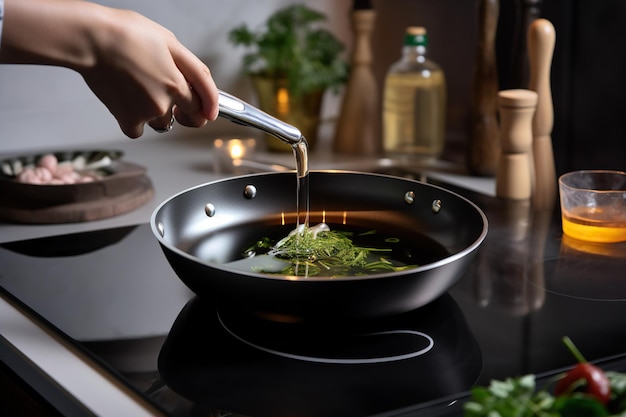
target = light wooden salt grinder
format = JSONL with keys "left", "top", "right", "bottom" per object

{"left": 468, "top": 0, "right": 500, "bottom": 176}
{"left": 528, "top": 18, "right": 556, "bottom": 210}
{"left": 496, "top": 89, "right": 538, "bottom": 200}
{"left": 334, "top": 0, "right": 381, "bottom": 155}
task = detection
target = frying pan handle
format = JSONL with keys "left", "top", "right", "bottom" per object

{"left": 217, "top": 90, "right": 303, "bottom": 145}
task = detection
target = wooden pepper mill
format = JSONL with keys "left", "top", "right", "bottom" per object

{"left": 496, "top": 89, "right": 538, "bottom": 200}
{"left": 528, "top": 18, "right": 556, "bottom": 210}
{"left": 334, "top": 0, "right": 381, "bottom": 155}
{"left": 468, "top": 0, "right": 500, "bottom": 176}
{"left": 509, "top": 0, "right": 543, "bottom": 88}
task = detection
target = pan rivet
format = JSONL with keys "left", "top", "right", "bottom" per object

{"left": 432, "top": 199, "right": 442, "bottom": 213}
{"left": 404, "top": 191, "right": 416, "bottom": 205}
{"left": 157, "top": 222, "right": 165, "bottom": 237}
{"left": 205, "top": 203, "right": 216, "bottom": 217}
{"left": 244, "top": 184, "right": 257, "bottom": 199}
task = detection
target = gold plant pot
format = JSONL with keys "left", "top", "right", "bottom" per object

{"left": 251, "top": 75, "right": 324, "bottom": 152}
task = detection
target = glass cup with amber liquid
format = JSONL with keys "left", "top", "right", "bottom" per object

{"left": 558, "top": 170, "right": 626, "bottom": 243}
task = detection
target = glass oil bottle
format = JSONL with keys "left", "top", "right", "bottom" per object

{"left": 383, "top": 27, "right": 447, "bottom": 161}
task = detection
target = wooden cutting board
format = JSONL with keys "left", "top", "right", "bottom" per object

{"left": 0, "top": 175, "right": 154, "bottom": 224}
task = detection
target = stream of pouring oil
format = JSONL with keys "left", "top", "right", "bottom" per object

{"left": 216, "top": 90, "right": 310, "bottom": 229}
{"left": 292, "top": 139, "right": 310, "bottom": 229}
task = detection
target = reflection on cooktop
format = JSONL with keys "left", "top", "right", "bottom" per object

{"left": 529, "top": 241, "right": 626, "bottom": 302}
{"left": 0, "top": 225, "right": 137, "bottom": 257}
{"left": 3, "top": 173, "right": 626, "bottom": 417}
{"left": 158, "top": 294, "right": 482, "bottom": 417}
{"left": 218, "top": 306, "right": 434, "bottom": 365}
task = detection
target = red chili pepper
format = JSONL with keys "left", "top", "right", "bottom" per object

{"left": 554, "top": 337, "right": 611, "bottom": 405}
{"left": 554, "top": 362, "right": 611, "bottom": 405}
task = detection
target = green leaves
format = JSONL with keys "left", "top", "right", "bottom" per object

{"left": 272, "top": 229, "right": 376, "bottom": 276}
{"left": 606, "top": 371, "right": 626, "bottom": 414}
{"left": 465, "top": 337, "right": 626, "bottom": 417}
{"left": 227, "top": 4, "right": 348, "bottom": 96}
{"left": 464, "top": 375, "right": 558, "bottom": 417}
{"left": 463, "top": 373, "right": 626, "bottom": 417}
{"left": 243, "top": 227, "right": 417, "bottom": 277}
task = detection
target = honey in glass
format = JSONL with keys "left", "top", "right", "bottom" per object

{"left": 559, "top": 170, "right": 626, "bottom": 243}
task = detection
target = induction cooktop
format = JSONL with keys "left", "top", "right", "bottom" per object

{"left": 2, "top": 178, "right": 626, "bottom": 417}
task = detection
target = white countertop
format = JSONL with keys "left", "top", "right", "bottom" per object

{"left": 0, "top": 134, "right": 495, "bottom": 415}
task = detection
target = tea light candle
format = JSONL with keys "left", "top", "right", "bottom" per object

{"left": 213, "top": 138, "right": 257, "bottom": 173}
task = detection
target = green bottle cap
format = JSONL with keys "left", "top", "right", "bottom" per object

{"left": 404, "top": 26, "right": 428, "bottom": 47}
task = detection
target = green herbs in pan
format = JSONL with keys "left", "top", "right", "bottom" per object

{"left": 240, "top": 223, "right": 419, "bottom": 277}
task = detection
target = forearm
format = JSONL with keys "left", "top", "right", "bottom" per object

{"left": 0, "top": 0, "right": 219, "bottom": 137}
{"left": 0, "top": 0, "right": 106, "bottom": 69}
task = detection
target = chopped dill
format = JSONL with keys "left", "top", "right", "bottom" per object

{"left": 242, "top": 224, "right": 419, "bottom": 277}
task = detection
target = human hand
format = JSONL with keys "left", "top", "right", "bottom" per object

{"left": 0, "top": 0, "right": 220, "bottom": 138}
{"left": 80, "top": 6, "right": 219, "bottom": 138}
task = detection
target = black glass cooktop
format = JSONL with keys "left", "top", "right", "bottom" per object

{"left": 2, "top": 178, "right": 626, "bottom": 417}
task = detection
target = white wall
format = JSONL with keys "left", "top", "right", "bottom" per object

{"left": 1, "top": 0, "right": 479, "bottom": 154}
{"left": 0, "top": 0, "right": 352, "bottom": 153}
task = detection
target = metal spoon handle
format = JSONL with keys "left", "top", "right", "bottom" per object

{"left": 217, "top": 90, "right": 302, "bottom": 145}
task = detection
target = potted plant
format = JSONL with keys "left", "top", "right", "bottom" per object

{"left": 228, "top": 4, "right": 348, "bottom": 151}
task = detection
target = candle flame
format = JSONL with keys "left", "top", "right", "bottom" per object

{"left": 229, "top": 141, "right": 245, "bottom": 159}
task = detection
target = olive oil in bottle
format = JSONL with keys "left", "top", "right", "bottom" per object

{"left": 383, "top": 27, "right": 446, "bottom": 161}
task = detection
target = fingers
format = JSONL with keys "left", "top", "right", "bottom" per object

{"left": 148, "top": 112, "right": 175, "bottom": 133}
{"left": 171, "top": 83, "right": 208, "bottom": 128}
{"left": 173, "top": 103, "right": 208, "bottom": 128}
{"left": 171, "top": 45, "right": 220, "bottom": 122}
{"left": 145, "top": 91, "right": 205, "bottom": 135}
{"left": 118, "top": 34, "right": 219, "bottom": 137}
{"left": 141, "top": 48, "right": 217, "bottom": 134}
{"left": 119, "top": 122, "right": 144, "bottom": 139}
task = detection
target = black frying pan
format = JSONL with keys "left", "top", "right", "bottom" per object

{"left": 151, "top": 170, "right": 487, "bottom": 321}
